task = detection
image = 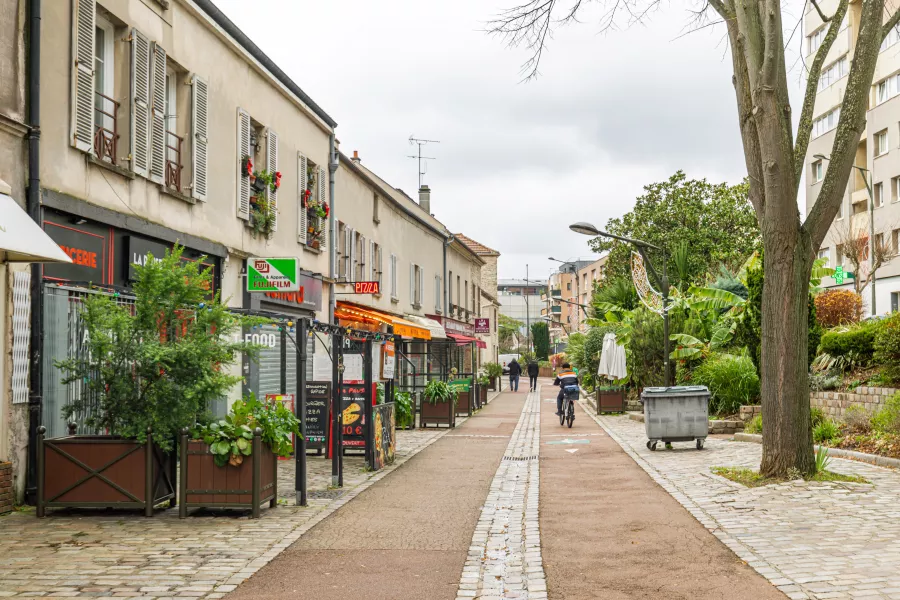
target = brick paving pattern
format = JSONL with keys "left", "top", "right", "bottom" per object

{"left": 456, "top": 388, "right": 545, "bottom": 600}
{"left": 0, "top": 423, "right": 465, "bottom": 599}
{"left": 586, "top": 406, "right": 900, "bottom": 600}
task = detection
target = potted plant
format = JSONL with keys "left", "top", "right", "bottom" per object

{"left": 420, "top": 380, "right": 457, "bottom": 427}
{"left": 179, "top": 394, "right": 299, "bottom": 518}
{"left": 477, "top": 374, "right": 490, "bottom": 405}
{"left": 394, "top": 390, "right": 415, "bottom": 429}
{"left": 250, "top": 198, "right": 277, "bottom": 239}
{"left": 40, "top": 247, "right": 257, "bottom": 517}
{"left": 596, "top": 384, "right": 627, "bottom": 414}
{"left": 483, "top": 362, "right": 503, "bottom": 391}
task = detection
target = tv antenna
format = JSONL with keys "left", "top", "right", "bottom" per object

{"left": 408, "top": 135, "right": 439, "bottom": 189}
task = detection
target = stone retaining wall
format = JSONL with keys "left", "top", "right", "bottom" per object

{"left": 810, "top": 387, "right": 898, "bottom": 419}
{"left": 0, "top": 462, "right": 12, "bottom": 515}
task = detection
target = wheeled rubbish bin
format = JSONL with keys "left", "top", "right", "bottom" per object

{"left": 641, "top": 386, "right": 710, "bottom": 451}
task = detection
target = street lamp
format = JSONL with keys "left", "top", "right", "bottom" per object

{"left": 814, "top": 153, "right": 876, "bottom": 315}
{"left": 570, "top": 221, "right": 673, "bottom": 386}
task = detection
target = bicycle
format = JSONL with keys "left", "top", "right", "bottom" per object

{"left": 559, "top": 385, "right": 578, "bottom": 428}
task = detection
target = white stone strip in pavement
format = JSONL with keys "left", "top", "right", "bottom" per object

{"left": 456, "top": 387, "right": 546, "bottom": 600}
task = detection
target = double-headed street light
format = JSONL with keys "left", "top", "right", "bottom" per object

{"left": 569, "top": 222, "right": 673, "bottom": 386}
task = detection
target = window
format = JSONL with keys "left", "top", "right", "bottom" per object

{"left": 164, "top": 68, "right": 183, "bottom": 191}
{"left": 819, "top": 56, "right": 848, "bottom": 91}
{"left": 411, "top": 264, "right": 423, "bottom": 308}
{"left": 877, "top": 130, "right": 890, "bottom": 156}
{"left": 817, "top": 248, "right": 830, "bottom": 266}
{"left": 813, "top": 107, "right": 841, "bottom": 138}
{"left": 837, "top": 198, "right": 844, "bottom": 219}
{"left": 567, "top": 282, "right": 572, "bottom": 291}
{"left": 373, "top": 193, "right": 380, "bottom": 223}
{"left": 808, "top": 26, "right": 826, "bottom": 56}
{"left": 435, "top": 275, "right": 443, "bottom": 313}
{"left": 448, "top": 271, "right": 453, "bottom": 313}
{"left": 894, "top": 228, "right": 900, "bottom": 253}
{"left": 456, "top": 275, "right": 461, "bottom": 309}
{"left": 892, "top": 292, "right": 900, "bottom": 313}
{"left": 371, "top": 242, "right": 383, "bottom": 286}
{"left": 464, "top": 281, "right": 468, "bottom": 314}
{"left": 390, "top": 254, "right": 398, "bottom": 300}
{"left": 298, "top": 157, "right": 327, "bottom": 250}
{"left": 812, "top": 160, "right": 824, "bottom": 183}
{"left": 874, "top": 74, "right": 900, "bottom": 106}
{"left": 836, "top": 244, "right": 845, "bottom": 266}
{"left": 878, "top": 233, "right": 886, "bottom": 252}
{"left": 893, "top": 177, "right": 900, "bottom": 203}
{"left": 337, "top": 222, "right": 348, "bottom": 279}
{"left": 882, "top": 24, "right": 900, "bottom": 52}
{"left": 355, "top": 232, "right": 366, "bottom": 281}
{"left": 876, "top": 182, "right": 885, "bottom": 207}
{"left": 93, "top": 15, "right": 116, "bottom": 163}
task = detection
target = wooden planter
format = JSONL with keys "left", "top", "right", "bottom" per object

{"left": 178, "top": 429, "right": 276, "bottom": 519}
{"left": 597, "top": 389, "right": 627, "bottom": 414}
{"left": 488, "top": 379, "right": 497, "bottom": 392}
{"left": 36, "top": 427, "right": 175, "bottom": 517}
{"left": 539, "top": 367, "right": 554, "bottom": 378}
{"left": 480, "top": 386, "right": 488, "bottom": 405}
{"left": 420, "top": 399, "right": 455, "bottom": 427}
{"left": 456, "top": 391, "right": 472, "bottom": 416}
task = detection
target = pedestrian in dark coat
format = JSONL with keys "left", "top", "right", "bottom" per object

{"left": 527, "top": 360, "right": 539, "bottom": 392}
{"left": 508, "top": 359, "right": 522, "bottom": 392}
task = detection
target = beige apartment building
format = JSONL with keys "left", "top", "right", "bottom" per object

{"left": 544, "top": 256, "right": 606, "bottom": 346}
{"left": 805, "top": 0, "right": 900, "bottom": 313}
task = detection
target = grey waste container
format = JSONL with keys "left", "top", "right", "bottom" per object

{"left": 641, "top": 386, "right": 710, "bottom": 451}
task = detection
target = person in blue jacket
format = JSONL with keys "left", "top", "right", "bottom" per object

{"left": 553, "top": 363, "right": 578, "bottom": 416}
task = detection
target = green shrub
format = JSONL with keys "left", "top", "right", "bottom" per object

{"left": 745, "top": 414, "right": 762, "bottom": 434}
{"left": 819, "top": 322, "right": 879, "bottom": 362}
{"left": 809, "top": 372, "right": 841, "bottom": 391}
{"left": 692, "top": 353, "right": 760, "bottom": 415}
{"left": 813, "top": 419, "right": 839, "bottom": 443}
{"left": 843, "top": 404, "right": 872, "bottom": 434}
{"left": 810, "top": 406, "right": 826, "bottom": 428}
{"left": 872, "top": 393, "right": 900, "bottom": 435}
{"left": 875, "top": 313, "right": 900, "bottom": 384}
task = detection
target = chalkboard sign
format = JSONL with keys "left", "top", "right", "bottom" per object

{"left": 341, "top": 383, "right": 368, "bottom": 448}
{"left": 304, "top": 382, "right": 330, "bottom": 451}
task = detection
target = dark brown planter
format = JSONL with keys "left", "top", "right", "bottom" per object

{"left": 488, "top": 379, "right": 497, "bottom": 392}
{"left": 480, "top": 386, "right": 488, "bottom": 405}
{"left": 456, "top": 391, "right": 472, "bottom": 416}
{"left": 178, "top": 429, "right": 276, "bottom": 519}
{"left": 420, "top": 398, "right": 455, "bottom": 427}
{"left": 597, "top": 389, "right": 627, "bottom": 414}
{"left": 36, "top": 428, "right": 175, "bottom": 517}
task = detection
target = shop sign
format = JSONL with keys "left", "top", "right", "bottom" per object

{"left": 474, "top": 318, "right": 490, "bottom": 333}
{"left": 125, "top": 236, "right": 215, "bottom": 285}
{"left": 305, "top": 382, "right": 330, "bottom": 449}
{"left": 42, "top": 220, "right": 106, "bottom": 283}
{"left": 247, "top": 257, "right": 300, "bottom": 292}
{"left": 353, "top": 281, "right": 380, "bottom": 294}
{"left": 340, "top": 383, "right": 367, "bottom": 447}
{"left": 428, "top": 314, "right": 475, "bottom": 336}
{"left": 381, "top": 341, "right": 395, "bottom": 379}
{"left": 261, "top": 274, "right": 323, "bottom": 312}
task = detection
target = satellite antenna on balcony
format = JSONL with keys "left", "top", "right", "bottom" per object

{"left": 408, "top": 135, "right": 440, "bottom": 189}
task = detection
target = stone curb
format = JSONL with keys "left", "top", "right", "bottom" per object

{"left": 734, "top": 432, "right": 900, "bottom": 470}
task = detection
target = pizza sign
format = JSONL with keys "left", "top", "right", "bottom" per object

{"left": 353, "top": 281, "right": 380, "bottom": 294}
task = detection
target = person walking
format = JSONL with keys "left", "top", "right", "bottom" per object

{"left": 527, "top": 360, "right": 539, "bottom": 392}
{"left": 508, "top": 358, "right": 522, "bottom": 392}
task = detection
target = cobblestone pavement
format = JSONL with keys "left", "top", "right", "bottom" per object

{"left": 456, "top": 388, "right": 545, "bottom": 600}
{"left": 0, "top": 420, "right": 468, "bottom": 599}
{"left": 588, "top": 407, "right": 900, "bottom": 600}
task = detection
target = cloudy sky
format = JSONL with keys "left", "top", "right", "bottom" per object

{"left": 215, "top": 0, "right": 807, "bottom": 282}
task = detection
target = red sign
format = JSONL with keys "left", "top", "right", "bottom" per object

{"left": 475, "top": 318, "right": 490, "bottom": 334}
{"left": 265, "top": 289, "right": 305, "bottom": 304}
{"left": 353, "top": 281, "right": 380, "bottom": 295}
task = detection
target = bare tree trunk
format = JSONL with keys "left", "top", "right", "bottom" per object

{"left": 759, "top": 228, "right": 815, "bottom": 477}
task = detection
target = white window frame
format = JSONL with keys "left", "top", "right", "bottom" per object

{"left": 877, "top": 129, "right": 890, "bottom": 156}
{"left": 808, "top": 26, "right": 826, "bottom": 56}
{"left": 165, "top": 67, "right": 177, "bottom": 166}
{"left": 894, "top": 176, "right": 900, "bottom": 203}
{"left": 817, "top": 248, "right": 830, "bottom": 267}
{"left": 435, "top": 275, "right": 442, "bottom": 313}
{"left": 813, "top": 107, "right": 840, "bottom": 138}
{"left": 390, "top": 254, "right": 398, "bottom": 301}
{"left": 812, "top": 160, "right": 823, "bottom": 183}
{"left": 876, "top": 182, "right": 885, "bottom": 207}
{"left": 95, "top": 15, "right": 115, "bottom": 138}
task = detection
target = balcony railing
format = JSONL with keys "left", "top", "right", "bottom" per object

{"left": 94, "top": 91, "right": 119, "bottom": 164}
{"left": 165, "top": 130, "right": 184, "bottom": 192}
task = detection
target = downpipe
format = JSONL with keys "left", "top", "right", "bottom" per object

{"left": 328, "top": 134, "right": 337, "bottom": 324}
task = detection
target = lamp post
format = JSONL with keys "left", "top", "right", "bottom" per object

{"left": 569, "top": 222, "right": 672, "bottom": 386}
{"left": 814, "top": 154, "right": 876, "bottom": 316}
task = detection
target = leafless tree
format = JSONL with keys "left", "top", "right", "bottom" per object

{"left": 489, "top": 0, "right": 900, "bottom": 476}
{"left": 833, "top": 220, "right": 897, "bottom": 296}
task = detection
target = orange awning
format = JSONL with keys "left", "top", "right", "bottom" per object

{"left": 335, "top": 302, "right": 431, "bottom": 340}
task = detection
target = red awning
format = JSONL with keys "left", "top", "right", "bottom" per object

{"left": 447, "top": 332, "right": 487, "bottom": 349}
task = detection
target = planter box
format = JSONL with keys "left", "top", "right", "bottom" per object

{"left": 420, "top": 399, "right": 455, "bottom": 427}
{"left": 37, "top": 429, "right": 175, "bottom": 517}
{"left": 488, "top": 379, "right": 497, "bottom": 392}
{"left": 539, "top": 367, "right": 554, "bottom": 378}
{"left": 480, "top": 386, "right": 488, "bottom": 406}
{"left": 178, "top": 431, "right": 276, "bottom": 519}
{"left": 597, "top": 389, "right": 627, "bottom": 414}
{"left": 456, "top": 391, "right": 473, "bottom": 416}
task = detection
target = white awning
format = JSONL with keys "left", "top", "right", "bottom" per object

{"left": 404, "top": 314, "right": 447, "bottom": 339}
{"left": 0, "top": 193, "right": 72, "bottom": 264}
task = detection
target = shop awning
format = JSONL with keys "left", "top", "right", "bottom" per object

{"left": 447, "top": 332, "right": 487, "bottom": 349}
{"left": 335, "top": 302, "right": 431, "bottom": 340}
{"left": 403, "top": 314, "right": 447, "bottom": 339}
{"left": 0, "top": 192, "right": 72, "bottom": 264}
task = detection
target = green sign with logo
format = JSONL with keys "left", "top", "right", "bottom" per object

{"left": 247, "top": 257, "right": 300, "bottom": 292}
{"left": 449, "top": 378, "right": 472, "bottom": 393}
{"left": 834, "top": 266, "right": 844, "bottom": 284}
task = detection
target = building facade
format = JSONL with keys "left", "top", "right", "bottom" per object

{"left": 455, "top": 234, "right": 501, "bottom": 365}
{"left": 498, "top": 279, "right": 546, "bottom": 348}
{"left": 804, "top": 0, "right": 900, "bottom": 313}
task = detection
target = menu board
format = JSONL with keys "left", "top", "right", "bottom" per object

{"left": 304, "top": 382, "right": 330, "bottom": 450}
{"left": 340, "top": 383, "right": 368, "bottom": 448}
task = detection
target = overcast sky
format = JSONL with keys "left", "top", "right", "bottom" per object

{"left": 215, "top": 0, "right": 807, "bottom": 282}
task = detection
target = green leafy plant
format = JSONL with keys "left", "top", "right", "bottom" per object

{"left": 814, "top": 446, "right": 831, "bottom": 473}
{"left": 872, "top": 393, "right": 900, "bottom": 435}
{"left": 57, "top": 246, "right": 261, "bottom": 451}
{"left": 818, "top": 322, "right": 879, "bottom": 364}
{"left": 691, "top": 353, "right": 760, "bottom": 415}
{"left": 424, "top": 380, "right": 457, "bottom": 406}
{"left": 745, "top": 414, "right": 763, "bottom": 434}
{"left": 394, "top": 391, "right": 414, "bottom": 427}
{"left": 813, "top": 419, "right": 840, "bottom": 444}
{"left": 477, "top": 374, "right": 491, "bottom": 387}
{"left": 875, "top": 313, "right": 900, "bottom": 384}
{"left": 531, "top": 321, "right": 551, "bottom": 360}
{"left": 483, "top": 362, "right": 503, "bottom": 379}
{"left": 810, "top": 407, "right": 826, "bottom": 428}
{"left": 843, "top": 404, "right": 872, "bottom": 434}
{"left": 249, "top": 198, "right": 277, "bottom": 239}
{"left": 192, "top": 394, "right": 301, "bottom": 467}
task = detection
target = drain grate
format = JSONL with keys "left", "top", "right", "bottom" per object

{"left": 502, "top": 455, "right": 539, "bottom": 461}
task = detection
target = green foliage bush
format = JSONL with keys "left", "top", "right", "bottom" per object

{"left": 813, "top": 419, "right": 839, "bottom": 444}
{"left": 875, "top": 313, "right": 900, "bottom": 384}
{"left": 394, "top": 391, "right": 414, "bottom": 428}
{"left": 483, "top": 362, "right": 503, "bottom": 379}
{"left": 872, "top": 393, "right": 900, "bottom": 435}
{"left": 819, "top": 322, "right": 879, "bottom": 362}
{"left": 843, "top": 404, "right": 872, "bottom": 434}
{"left": 810, "top": 406, "right": 826, "bottom": 428}
{"left": 692, "top": 353, "right": 760, "bottom": 415}
{"left": 627, "top": 307, "right": 665, "bottom": 390}
{"left": 745, "top": 414, "right": 763, "bottom": 434}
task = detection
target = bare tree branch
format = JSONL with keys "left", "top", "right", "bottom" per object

{"left": 793, "top": 0, "right": 849, "bottom": 186}
{"left": 833, "top": 220, "right": 897, "bottom": 294}
{"left": 809, "top": 0, "right": 831, "bottom": 23}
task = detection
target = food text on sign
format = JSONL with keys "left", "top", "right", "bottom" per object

{"left": 59, "top": 245, "right": 97, "bottom": 268}
{"left": 353, "top": 281, "right": 380, "bottom": 295}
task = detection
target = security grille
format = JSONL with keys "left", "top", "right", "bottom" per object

{"left": 11, "top": 272, "right": 32, "bottom": 404}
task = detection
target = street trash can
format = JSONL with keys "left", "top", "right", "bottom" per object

{"left": 641, "top": 386, "right": 710, "bottom": 451}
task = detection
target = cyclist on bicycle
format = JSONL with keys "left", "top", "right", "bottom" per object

{"left": 553, "top": 363, "right": 579, "bottom": 416}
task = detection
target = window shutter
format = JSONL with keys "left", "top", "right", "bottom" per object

{"left": 348, "top": 228, "right": 356, "bottom": 282}
{"left": 149, "top": 42, "right": 167, "bottom": 184}
{"left": 236, "top": 108, "right": 250, "bottom": 220}
{"left": 409, "top": 264, "right": 415, "bottom": 304}
{"left": 191, "top": 75, "right": 209, "bottom": 201}
{"left": 378, "top": 247, "right": 383, "bottom": 286}
{"left": 419, "top": 267, "right": 425, "bottom": 306}
{"left": 298, "top": 154, "right": 308, "bottom": 243}
{"left": 318, "top": 166, "right": 328, "bottom": 252}
{"left": 130, "top": 28, "right": 151, "bottom": 177}
{"left": 369, "top": 241, "right": 375, "bottom": 282}
{"left": 71, "top": 0, "right": 95, "bottom": 153}
{"left": 344, "top": 227, "right": 352, "bottom": 279}
{"left": 267, "top": 129, "right": 278, "bottom": 231}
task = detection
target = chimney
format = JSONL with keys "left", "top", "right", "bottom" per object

{"left": 419, "top": 184, "right": 431, "bottom": 214}
{"left": 351, "top": 150, "right": 361, "bottom": 163}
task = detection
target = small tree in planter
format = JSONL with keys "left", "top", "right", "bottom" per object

{"left": 477, "top": 374, "right": 491, "bottom": 405}
{"left": 483, "top": 362, "right": 503, "bottom": 391}
{"left": 181, "top": 394, "right": 300, "bottom": 518}
{"left": 420, "top": 380, "right": 458, "bottom": 427}
{"left": 40, "top": 246, "right": 258, "bottom": 517}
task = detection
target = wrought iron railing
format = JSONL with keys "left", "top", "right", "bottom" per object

{"left": 93, "top": 91, "right": 119, "bottom": 164}
{"left": 165, "top": 130, "right": 184, "bottom": 191}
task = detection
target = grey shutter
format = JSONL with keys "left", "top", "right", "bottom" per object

{"left": 419, "top": 267, "right": 425, "bottom": 307}
{"left": 344, "top": 227, "right": 352, "bottom": 280}
{"left": 318, "top": 166, "right": 327, "bottom": 252}
{"left": 149, "top": 42, "right": 167, "bottom": 184}
{"left": 378, "top": 247, "right": 383, "bottom": 286}
{"left": 71, "top": 0, "right": 95, "bottom": 153}
{"left": 410, "top": 264, "right": 415, "bottom": 304}
{"left": 191, "top": 75, "right": 209, "bottom": 201}
{"left": 359, "top": 234, "right": 366, "bottom": 280}
{"left": 369, "top": 240, "right": 375, "bottom": 282}
{"left": 348, "top": 228, "right": 356, "bottom": 282}
{"left": 130, "top": 28, "right": 151, "bottom": 177}
{"left": 298, "top": 154, "right": 308, "bottom": 243}
{"left": 236, "top": 108, "right": 251, "bottom": 220}
{"left": 267, "top": 129, "right": 278, "bottom": 231}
